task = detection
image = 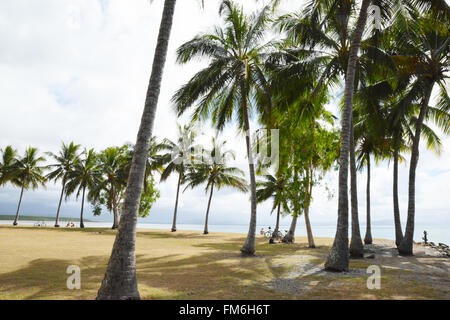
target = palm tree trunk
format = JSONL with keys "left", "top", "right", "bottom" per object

{"left": 54, "top": 181, "right": 65, "bottom": 228}
{"left": 240, "top": 86, "right": 258, "bottom": 256}
{"left": 112, "top": 188, "right": 119, "bottom": 230}
{"left": 304, "top": 161, "right": 315, "bottom": 248}
{"left": 80, "top": 186, "right": 86, "bottom": 228}
{"left": 304, "top": 205, "right": 315, "bottom": 248}
{"left": 203, "top": 183, "right": 214, "bottom": 235}
{"left": 364, "top": 154, "right": 373, "bottom": 244}
{"left": 96, "top": 0, "right": 177, "bottom": 300}
{"left": 349, "top": 114, "right": 364, "bottom": 257}
{"left": 13, "top": 183, "right": 25, "bottom": 226}
{"left": 272, "top": 203, "right": 281, "bottom": 239}
{"left": 112, "top": 207, "right": 119, "bottom": 229}
{"left": 325, "top": 0, "right": 370, "bottom": 271}
{"left": 398, "top": 83, "right": 433, "bottom": 255}
{"left": 283, "top": 214, "right": 297, "bottom": 243}
{"left": 171, "top": 171, "right": 182, "bottom": 232}
{"left": 393, "top": 147, "right": 403, "bottom": 247}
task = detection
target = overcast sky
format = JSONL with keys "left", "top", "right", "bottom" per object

{"left": 0, "top": 0, "right": 449, "bottom": 231}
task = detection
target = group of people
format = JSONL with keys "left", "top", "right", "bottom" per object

{"left": 65, "top": 221, "right": 76, "bottom": 228}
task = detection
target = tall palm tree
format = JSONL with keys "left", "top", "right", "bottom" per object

{"left": 282, "top": 168, "right": 301, "bottom": 243}
{"left": 387, "top": 101, "right": 445, "bottom": 248}
{"left": 390, "top": 15, "right": 449, "bottom": 255}
{"left": 0, "top": 146, "right": 18, "bottom": 186}
{"left": 324, "top": 0, "right": 371, "bottom": 270}
{"left": 160, "top": 124, "right": 198, "bottom": 232}
{"left": 277, "top": 0, "right": 381, "bottom": 261}
{"left": 184, "top": 138, "right": 247, "bottom": 234}
{"left": 45, "top": 142, "right": 81, "bottom": 227}
{"left": 96, "top": 0, "right": 177, "bottom": 300}
{"left": 11, "top": 147, "right": 47, "bottom": 226}
{"left": 256, "top": 173, "right": 288, "bottom": 239}
{"left": 365, "top": 78, "right": 446, "bottom": 248}
{"left": 354, "top": 114, "right": 388, "bottom": 245}
{"left": 66, "top": 149, "right": 101, "bottom": 228}
{"left": 173, "top": 0, "right": 274, "bottom": 255}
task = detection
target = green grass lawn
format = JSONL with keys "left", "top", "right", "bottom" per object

{"left": 0, "top": 226, "right": 448, "bottom": 300}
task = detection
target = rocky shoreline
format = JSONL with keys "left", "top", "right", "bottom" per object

{"left": 421, "top": 242, "right": 450, "bottom": 257}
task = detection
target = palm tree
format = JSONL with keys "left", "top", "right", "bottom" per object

{"left": 173, "top": 0, "right": 274, "bottom": 255}
{"left": 124, "top": 136, "right": 168, "bottom": 183}
{"left": 390, "top": 14, "right": 449, "bottom": 255}
{"left": 66, "top": 149, "right": 101, "bottom": 228}
{"left": 323, "top": 0, "right": 371, "bottom": 271}
{"left": 91, "top": 147, "right": 129, "bottom": 229}
{"left": 11, "top": 147, "right": 47, "bottom": 226}
{"left": 96, "top": 0, "right": 178, "bottom": 299}
{"left": 123, "top": 138, "right": 166, "bottom": 219}
{"left": 185, "top": 138, "right": 247, "bottom": 234}
{"left": 45, "top": 142, "right": 81, "bottom": 227}
{"left": 0, "top": 146, "right": 18, "bottom": 186}
{"left": 282, "top": 169, "right": 301, "bottom": 243}
{"left": 277, "top": 0, "right": 380, "bottom": 262}
{"left": 354, "top": 111, "right": 388, "bottom": 245}
{"left": 386, "top": 100, "right": 445, "bottom": 248}
{"left": 160, "top": 124, "right": 198, "bottom": 232}
{"left": 359, "top": 75, "right": 446, "bottom": 248}
{"left": 256, "top": 173, "right": 288, "bottom": 239}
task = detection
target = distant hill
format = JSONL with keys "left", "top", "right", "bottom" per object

{"left": 0, "top": 215, "right": 93, "bottom": 222}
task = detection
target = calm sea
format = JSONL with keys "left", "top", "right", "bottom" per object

{"left": 1, "top": 220, "right": 448, "bottom": 245}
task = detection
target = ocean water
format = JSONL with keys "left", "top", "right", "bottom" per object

{"left": 1, "top": 220, "right": 448, "bottom": 245}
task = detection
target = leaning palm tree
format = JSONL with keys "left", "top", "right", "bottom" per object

{"left": 172, "top": 0, "right": 274, "bottom": 255}
{"left": 45, "top": 142, "right": 81, "bottom": 227}
{"left": 0, "top": 146, "right": 18, "bottom": 186}
{"left": 65, "top": 149, "right": 101, "bottom": 228}
{"left": 256, "top": 172, "right": 288, "bottom": 239}
{"left": 359, "top": 74, "right": 447, "bottom": 248}
{"left": 11, "top": 147, "right": 47, "bottom": 226}
{"left": 365, "top": 1, "right": 450, "bottom": 249}
{"left": 184, "top": 138, "right": 248, "bottom": 234}
{"left": 160, "top": 124, "right": 198, "bottom": 232}
{"left": 96, "top": 0, "right": 179, "bottom": 300}
{"left": 390, "top": 14, "right": 449, "bottom": 255}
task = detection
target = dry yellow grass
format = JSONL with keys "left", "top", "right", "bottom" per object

{"left": 0, "top": 226, "right": 447, "bottom": 300}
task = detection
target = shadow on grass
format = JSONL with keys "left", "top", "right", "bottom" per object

{"left": 0, "top": 256, "right": 108, "bottom": 299}
{"left": 0, "top": 229, "right": 327, "bottom": 300}
{"left": 0, "top": 250, "right": 292, "bottom": 300}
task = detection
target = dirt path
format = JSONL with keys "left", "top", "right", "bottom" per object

{"left": 266, "top": 239, "right": 450, "bottom": 299}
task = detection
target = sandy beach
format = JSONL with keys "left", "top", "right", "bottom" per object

{"left": 0, "top": 226, "right": 448, "bottom": 300}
